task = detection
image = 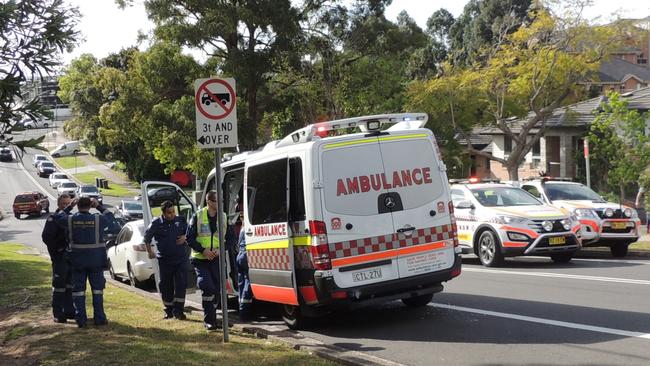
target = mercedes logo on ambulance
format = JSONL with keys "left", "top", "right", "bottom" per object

{"left": 384, "top": 196, "right": 396, "bottom": 208}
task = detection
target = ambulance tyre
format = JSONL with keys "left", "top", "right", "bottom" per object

{"left": 610, "top": 243, "right": 629, "bottom": 258}
{"left": 478, "top": 230, "right": 504, "bottom": 267}
{"left": 401, "top": 293, "right": 434, "bottom": 307}
{"left": 280, "top": 304, "right": 307, "bottom": 330}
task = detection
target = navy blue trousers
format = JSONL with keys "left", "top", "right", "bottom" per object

{"left": 158, "top": 260, "right": 187, "bottom": 316}
{"left": 192, "top": 259, "right": 220, "bottom": 325}
{"left": 71, "top": 266, "right": 105, "bottom": 326}
{"left": 236, "top": 251, "right": 252, "bottom": 314}
{"left": 51, "top": 254, "right": 74, "bottom": 319}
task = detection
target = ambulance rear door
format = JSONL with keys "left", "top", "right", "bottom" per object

{"left": 318, "top": 137, "right": 398, "bottom": 288}
{"left": 243, "top": 156, "right": 298, "bottom": 305}
{"left": 377, "top": 131, "right": 455, "bottom": 278}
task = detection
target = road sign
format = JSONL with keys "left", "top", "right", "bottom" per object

{"left": 195, "top": 78, "right": 238, "bottom": 148}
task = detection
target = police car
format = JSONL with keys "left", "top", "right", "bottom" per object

{"left": 451, "top": 179, "right": 580, "bottom": 266}
{"left": 520, "top": 178, "right": 641, "bottom": 257}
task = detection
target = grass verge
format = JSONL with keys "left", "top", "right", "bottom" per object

{"left": 73, "top": 171, "right": 136, "bottom": 198}
{"left": 0, "top": 242, "right": 336, "bottom": 366}
{"left": 630, "top": 241, "right": 650, "bottom": 250}
{"left": 54, "top": 156, "right": 88, "bottom": 170}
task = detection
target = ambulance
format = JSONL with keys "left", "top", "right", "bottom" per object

{"left": 520, "top": 178, "right": 641, "bottom": 257}
{"left": 141, "top": 113, "right": 462, "bottom": 329}
{"left": 450, "top": 180, "right": 581, "bottom": 266}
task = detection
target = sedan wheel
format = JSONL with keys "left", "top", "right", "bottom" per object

{"left": 127, "top": 263, "right": 141, "bottom": 288}
{"left": 478, "top": 230, "right": 504, "bottom": 267}
{"left": 108, "top": 259, "right": 117, "bottom": 280}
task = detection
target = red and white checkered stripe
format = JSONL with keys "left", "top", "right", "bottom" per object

{"left": 247, "top": 248, "right": 291, "bottom": 271}
{"left": 329, "top": 224, "right": 453, "bottom": 259}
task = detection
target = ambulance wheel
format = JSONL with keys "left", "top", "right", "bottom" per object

{"left": 127, "top": 262, "right": 141, "bottom": 288}
{"left": 550, "top": 253, "right": 573, "bottom": 263}
{"left": 478, "top": 230, "right": 504, "bottom": 267}
{"left": 401, "top": 293, "right": 434, "bottom": 307}
{"left": 280, "top": 304, "right": 306, "bottom": 330}
{"left": 610, "top": 243, "right": 629, "bottom": 258}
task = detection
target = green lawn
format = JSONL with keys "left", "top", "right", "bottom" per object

{"left": 54, "top": 156, "right": 88, "bottom": 170}
{"left": 631, "top": 241, "right": 650, "bottom": 251}
{"left": 73, "top": 171, "right": 137, "bottom": 198}
{"left": 0, "top": 243, "right": 337, "bottom": 366}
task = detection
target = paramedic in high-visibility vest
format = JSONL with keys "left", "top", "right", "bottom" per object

{"left": 61, "top": 197, "right": 120, "bottom": 328}
{"left": 186, "top": 190, "right": 234, "bottom": 331}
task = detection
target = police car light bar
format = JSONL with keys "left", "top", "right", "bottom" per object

{"left": 277, "top": 113, "right": 428, "bottom": 147}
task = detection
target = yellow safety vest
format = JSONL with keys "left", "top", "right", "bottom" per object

{"left": 191, "top": 208, "right": 226, "bottom": 260}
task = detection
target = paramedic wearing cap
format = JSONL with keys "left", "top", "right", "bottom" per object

{"left": 62, "top": 197, "right": 120, "bottom": 328}
{"left": 144, "top": 200, "right": 189, "bottom": 320}
{"left": 187, "top": 190, "right": 234, "bottom": 331}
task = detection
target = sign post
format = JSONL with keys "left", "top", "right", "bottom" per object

{"left": 584, "top": 139, "right": 591, "bottom": 188}
{"left": 194, "top": 77, "right": 237, "bottom": 342}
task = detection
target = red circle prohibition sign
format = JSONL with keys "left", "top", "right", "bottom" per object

{"left": 195, "top": 79, "right": 236, "bottom": 119}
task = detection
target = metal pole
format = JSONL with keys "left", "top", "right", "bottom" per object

{"left": 584, "top": 139, "right": 591, "bottom": 188}
{"left": 215, "top": 147, "right": 229, "bottom": 342}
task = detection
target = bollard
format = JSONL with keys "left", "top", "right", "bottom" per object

{"left": 101, "top": 179, "right": 109, "bottom": 189}
{"left": 95, "top": 177, "right": 101, "bottom": 187}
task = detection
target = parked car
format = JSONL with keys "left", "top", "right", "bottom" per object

{"left": 147, "top": 186, "right": 179, "bottom": 206}
{"left": 37, "top": 161, "right": 56, "bottom": 177}
{"left": 21, "top": 118, "right": 52, "bottom": 129}
{"left": 0, "top": 147, "right": 12, "bottom": 162}
{"left": 50, "top": 141, "right": 81, "bottom": 157}
{"left": 57, "top": 181, "right": 78, "bottom": 197}
{"left": 49, "top": 172, "right": 71, "bottom": 188}
{"left": 106, "top": 220, "right": 154, "bottom": 288}
{"left": 117, "top": 200, "right": 143, "bottom": 221}
{"left": 32, "top": 154, "right": 48, "bottom": 167}
{"left": 76, "top": 184, "right": 103, "bottom": 204}
{"left": 13, "top": 191, "right": 50, "bottom": 219}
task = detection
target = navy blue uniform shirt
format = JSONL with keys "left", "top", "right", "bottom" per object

{"left": 144, "top": 216, "right": 188, "bottom": 264}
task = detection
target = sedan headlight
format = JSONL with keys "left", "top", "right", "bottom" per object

{"left": 542, "top": 220, "right": 554, "bottom": 232}
{"left": 560, "top": 219, "right": 571, "bottom": 231}
{"left": 573, "top": 208, "right": 597, "bottom": 219}
{"left": 604, "top": 208, "right": 614, "bottom": 218}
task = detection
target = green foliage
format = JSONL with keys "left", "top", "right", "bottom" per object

{"left": 0, "top": 0, "right": 79, "bottom": 149}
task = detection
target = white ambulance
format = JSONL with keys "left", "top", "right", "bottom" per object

{"left": 142, "top": 113, "right": 462, "bottom": 328}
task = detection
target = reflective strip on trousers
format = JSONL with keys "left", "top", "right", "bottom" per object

{"left": 70, "top": 243, "right": 105, "bottom": 249}
{"left": 53, "top": 287, "right": 66, "bottom": 293}
{"left": 92, "top": 290, "right": 103, "bottom": 295}
{"left": 202, "top": 295, "right": 215, "bottom": 301}
{"left": 173, "top": 298, "right": 185, "bottom": 303}
{"left": 72, "top": 291, "right": 85, "bottom": 297}
{"left": 163, "top": 301, "right": 174, "bottom": 306}
{"left": 240, "top": 299, "right": 252, "bottom": 304}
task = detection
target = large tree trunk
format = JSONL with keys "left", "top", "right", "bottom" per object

{"left": 507, "top": 163, "right": 519, "bottom": 181}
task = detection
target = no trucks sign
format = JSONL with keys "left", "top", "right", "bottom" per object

{"left": 194, "top": 78, "right": 238, "bottom": 148}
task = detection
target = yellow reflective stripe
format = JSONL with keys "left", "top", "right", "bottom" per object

{"left": 293, "top": 236, "right": 311, "bottom": 246}
{"left": 323, "top": 133, "right": 428, "bottom": 149}
{"left": 247, "top": 240, "right": 289, "bottom": 250}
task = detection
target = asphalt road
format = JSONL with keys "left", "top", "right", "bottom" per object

{"left": 2, "top": 131, "right": 650, "bottom": 365}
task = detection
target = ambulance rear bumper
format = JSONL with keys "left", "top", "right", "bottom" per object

{"left": 312, "top": 254, "right": 461, "bottom": 309}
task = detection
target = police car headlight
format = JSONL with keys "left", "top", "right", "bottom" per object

{"left": 604, "top": 208, "right": 614, "bottom": 218}
{"left": 561, "top": 219, "right": 571, "bottom": 231}
{"left": 542, "top": 220, "right": 554, "bottom": 232}
{"left": 573, "top": 208, "right": 596, "bottom": 219}
{"left": 495, "top": 215, "right": 530, "bottom": 225}
{"left": 623, "top": 208, "right": 634, "bottom": 218}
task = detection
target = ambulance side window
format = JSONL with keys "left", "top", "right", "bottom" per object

{"left": 289, "top": 157, "right": 305, "bottom": 222}
{"left": 247, "top": 159, "right": 288, "bottom": 225}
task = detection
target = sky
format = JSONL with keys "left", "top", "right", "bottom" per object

{"left": 61, "top": 0, "right": 650, "bottom": 65}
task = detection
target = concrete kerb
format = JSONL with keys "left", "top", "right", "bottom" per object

{"left": 106, "top": 277, "right": 403, "bottom": 366}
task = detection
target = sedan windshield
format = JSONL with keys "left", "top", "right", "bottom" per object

{"left": 40, "top": 162, "right": 54, "bottom": 168}
{"left": 470, "top": 187, "right": 542, "bottom": 207}
{"left": 61, "top": 182, "right": 77, "bottom": 188}
{"left": 545, "top": 183, "right": 603, "bottom": 202}
{"left": 53, "top": 174, "right": 68, "bottom": 180}
{"left": 124, "top": 202, "right": 142, "bottom": 210}
{"left": 81, "top": 186, "right": 99, "bottom": 193}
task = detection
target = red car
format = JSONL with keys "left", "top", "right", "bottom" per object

{"left": 13, "top": 192, "right": 50, "bottom": 219}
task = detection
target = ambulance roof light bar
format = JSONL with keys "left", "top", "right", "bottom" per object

{"left": 277, "top": 113, "right": 428, "bottom": 147}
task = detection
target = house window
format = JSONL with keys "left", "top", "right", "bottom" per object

{"left": 504, "top": 136, "right": 512, "bottom": 157}
{"left": 638, "top": 54, "right": 648, "bottom": 64}
{"left": 531, "top": 140, "right": 541, "bottom": 168}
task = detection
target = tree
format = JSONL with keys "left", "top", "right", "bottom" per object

{"left": 587, "top": 93, "right": 650, "bottom": 198}
{"left": 0, "top": 0, "right": 79, "bottom": 149}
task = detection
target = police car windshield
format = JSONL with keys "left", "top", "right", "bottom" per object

{"left": 545, "top": 183, "right": 604, "bottom": 202}
{"left": 470, "top": 187, "right": 542, "bottom": 207}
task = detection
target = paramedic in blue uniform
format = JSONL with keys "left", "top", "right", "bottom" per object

{"left": 41, "top": 194, "right": 75, "bottom": 323}
{"left": 236, "top": 225, "right": 253, "bottom": 320}
{"left": 186, "top": 190, "right": 235, "bottom": 331}
{"left": 144, "top": 200, "right": 189, "bottom": 320}
{"left": 63, "top": 197, "right": 119, "bottom": 328}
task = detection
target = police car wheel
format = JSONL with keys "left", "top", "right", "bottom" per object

{"left": 280, "top": 304, "right": 306, "bottom": 330}
{"left": 550, "top": 253, "right": 573, "bottom": 263}
{"left": 610, "top": 243, "right": 629, "bottom": 258}
{"left": 401, "top": 293, "right": 434, "bottom": 307}
{"left": 478, "top": 230, "right": 504, "bottom": 267}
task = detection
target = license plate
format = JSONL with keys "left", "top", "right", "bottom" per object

{"left": 548, "top": 236, "right": 566, "bottom": 245}
{"left": 611, "top": 222, "right": 627, "bottom": 229}
{"left": 352, "top": 268, "right": 382, "bottom": 282}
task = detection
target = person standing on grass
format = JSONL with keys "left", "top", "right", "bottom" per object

{"left": 144, "top": 200, "right": 189, "bottom": 320}
{"left": 42, "top": 194, "right": 76, "bottom": 323}
{"left": 62, "top": 197, "right": 119, "bottom": 328}
{"left": 186, "top": 190, "right": 235, "bottom": 331}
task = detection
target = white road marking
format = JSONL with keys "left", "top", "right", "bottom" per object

{"left": 431, "top": 302, "right": 650, "bottom": 340}
{"left": 463, "top": 267, "right": 650, "bottom": 285}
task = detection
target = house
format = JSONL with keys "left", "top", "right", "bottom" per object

{"left": 21, "top": 76, "right": 71, "bottom": 122}
{"left": 463, "top": 87, "right": 650, "bottom": 180}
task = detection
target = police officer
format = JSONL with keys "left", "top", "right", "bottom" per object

{"left": 236, "top": 225, "right": 253, "bottom": 321}
{"left": 41, "top": 194, "right": 75, "bottom": 323}
{"left": 61, "top": 197, "right": 119, "bottom": 328}
{"left": 144, "top": 200, "right": 189, "bottom": 320}
{"left": 186, "top": 190, "right": 234, "bottom": 331}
